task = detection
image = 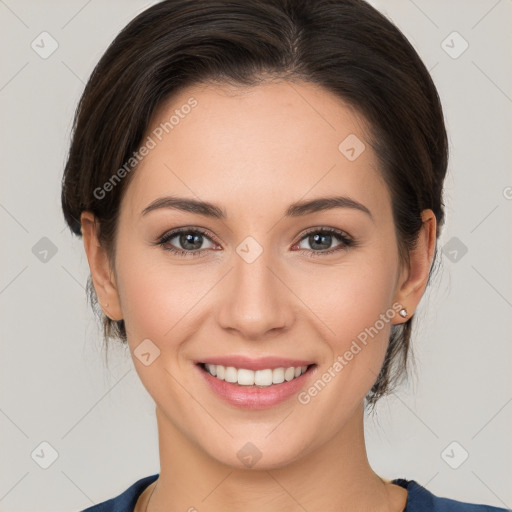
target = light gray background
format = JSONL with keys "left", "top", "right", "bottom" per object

{"left": 1, "top": 1, "right": 511, "bottom": 511}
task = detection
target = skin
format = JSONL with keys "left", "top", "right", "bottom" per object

{"left": 81, "top": 80, "right": 436, "bottom": 512}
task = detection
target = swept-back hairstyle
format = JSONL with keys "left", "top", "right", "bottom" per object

{"left": 61, "top": 0, "right": 448, "bottom": 409}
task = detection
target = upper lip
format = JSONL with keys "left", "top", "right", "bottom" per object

{"left": 197, "top": 356, "right": 315, "bottom": 371}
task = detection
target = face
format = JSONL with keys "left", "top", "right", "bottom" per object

{"left": 85, "top": 80, "right": 426, "bottom": 470}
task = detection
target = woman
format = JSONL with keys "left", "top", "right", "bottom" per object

{"left": 61, "top": 0, "right": 508, "bottom": 511}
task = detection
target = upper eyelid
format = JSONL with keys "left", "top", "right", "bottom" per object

{"left": 160, "top": 226, "right": 220, "bottom": 246}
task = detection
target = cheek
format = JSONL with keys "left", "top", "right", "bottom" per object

{"left": 113, "top": 245, "right": 216, "bottom": 404}
{"left": 294, "top": 244, "right": 400, "bottom": 393}
{"left": 301, "top": 258, "right": 398, "bottom": 347}
{"left": 116, "top": 231, "right": 399, "bottom": 349}
{"left": 114, "top": 242, "right": 216, "bottom": 349}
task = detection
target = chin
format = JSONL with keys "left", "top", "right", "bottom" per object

{"left": 199, "top": 430, "right": 313, "bottom": 471}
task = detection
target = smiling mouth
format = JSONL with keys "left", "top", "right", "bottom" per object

{"left": 197, "top": 362, "right": 316, "bottom": 387}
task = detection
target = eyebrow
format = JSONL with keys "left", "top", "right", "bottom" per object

{"left": 141, "top": 195, "right": 373, "bottom": 221}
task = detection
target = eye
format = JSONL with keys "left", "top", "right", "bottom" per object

{"left": 293, "top": 228, "right": 355, "bottom": 256}
{"left": 156, "top": 226, "right": 356, "bottom": 258}
{"left": 157, "top": 227, "right": 218, "bottom": 258}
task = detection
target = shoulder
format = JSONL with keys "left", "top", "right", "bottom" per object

{"left": 393, "top": 478, "right": 510, "bottom": 512}
{"left": 77, "top": 474, "right": 159, "bottom": 512}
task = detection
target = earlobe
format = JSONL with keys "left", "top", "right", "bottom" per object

{"left": 392, "top": 209, "right": 437, "bottom": 324}
{"left": 80, "top": 211, "right": 123, "bottom": 321}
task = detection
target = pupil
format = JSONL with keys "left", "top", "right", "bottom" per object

{"left": 310, "top": 233, "right": 331, "bottom": 250}
{"left": 181, "top": 232, "right": 202, "bottom": 250}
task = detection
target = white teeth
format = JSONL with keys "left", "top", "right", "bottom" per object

{"left": 272, "top": 367, "right": 285, "bottom": 384}
{"left": 224, "top": 366, "right": 237, "bottom": 383}
{"left": 203, "top": 363, "right": 310, "bottom": 386}
{"left": 238, "top": 368, "right": 255, "bottom": 385}
{"left": 284, "top": 367, "right": 295, "bottom": 381}
{"left": 255, "top": 369, "right": 272, "bottom": 386}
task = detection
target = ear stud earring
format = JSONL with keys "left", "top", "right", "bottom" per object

{"left": 399, "top": 308, "right": 408, "bottom": 318}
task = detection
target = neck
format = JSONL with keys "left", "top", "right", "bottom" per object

{"left": 141, "top": 402, "right": 406, "bottom": 512}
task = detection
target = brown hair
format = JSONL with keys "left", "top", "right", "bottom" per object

{"left": 61, "top": 0, "right": 448, "bottom": 409}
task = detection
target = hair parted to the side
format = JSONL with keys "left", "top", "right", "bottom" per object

{"left": 61, "top": 0, "right": 448, "bottom": 411}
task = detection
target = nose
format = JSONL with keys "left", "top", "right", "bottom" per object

{"left": 215, "top": 245, "right": 295, "bottom": 340}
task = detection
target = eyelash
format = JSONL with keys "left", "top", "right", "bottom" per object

{"left": 156, "top": 226, "right": 356, "bottom": 259}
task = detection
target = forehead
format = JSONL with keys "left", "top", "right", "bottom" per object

{"left": 121, "top": 80, "right": 390, "bottom": 221}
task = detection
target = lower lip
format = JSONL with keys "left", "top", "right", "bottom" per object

{"left": 196, "top": 363, "right": 317, "bottom": 410}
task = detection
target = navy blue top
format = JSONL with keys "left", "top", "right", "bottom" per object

{"left": 79, "top": 474, "right": 509, "bottom": 511}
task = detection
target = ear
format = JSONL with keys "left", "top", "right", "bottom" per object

{"left": 80, "top": 211, "right": 123, "bottom": 321}
{"left": 392, "top": 209, "right": 437, "bottom": 324}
